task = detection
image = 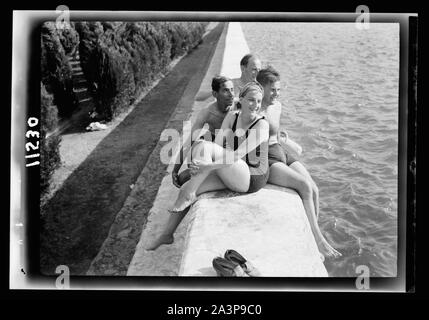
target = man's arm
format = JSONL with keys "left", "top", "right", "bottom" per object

{"left": 171, "top": 108, "right": 208, "bottom": 186}
{"left": 214, "top": 111, "right": 234, "bottom": 146}
{"left": 267, "top": 102, "right": 302, "bottom": 156}
{"left": 279, "top": 131, "right": 303, "bottom": 156}
{"left": 265, "top": 102, "right": 282, "bottom": 134}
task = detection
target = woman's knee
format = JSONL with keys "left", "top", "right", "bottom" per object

{"left": 217, "top": 161, "right": 250, "bottom": 192}
{"left": 229, "top": 182, "right": 249, "bottom": 193}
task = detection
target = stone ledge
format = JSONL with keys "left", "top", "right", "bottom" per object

{"left": 127, "top": 22, "right": 327, "bottom": 278}
{"left": 179, "top": 184, "right": 328, "bottom": 277}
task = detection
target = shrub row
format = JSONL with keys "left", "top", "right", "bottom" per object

{"left": 41, "top": 22, "right": 79, "bottom": 119}
{"left": 39, "top": 21, "right": 207, "bottom": 193}
{"left": 75, "top": 22, "right": 207, "bottom": 120}
{"left": 40, "top": 83, "right": 61, "bottom": 193}
{"left": 40, "top": 22, "right": 80, "bottom": 193}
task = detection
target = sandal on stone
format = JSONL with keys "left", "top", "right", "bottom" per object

{"left": 224, "top": 249, "right": 261, "bottom": 277}
{"left": 212, "top": 257, "right": 248, "bottom": 277}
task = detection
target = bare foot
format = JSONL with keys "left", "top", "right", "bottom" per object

{"left": 146, "top": 234, "right": 174, "bottom": 251}
{"left": 316, "top": 238, "right": 342, "bottom": 259}
{"left": 170, "top": 193, "right": 197, "bottom": 213}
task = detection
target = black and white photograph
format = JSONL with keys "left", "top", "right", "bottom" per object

{"left": 10, "top": 9, "right": 417, "bottom": 293}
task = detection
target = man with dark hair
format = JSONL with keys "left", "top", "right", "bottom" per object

{"left": 256, "top": 66, "right": 281, "bottom": 87}
{"left": 232, "top": 53, "right": 262, "bottom": 97}
{"left": 171, "top": 75, "right": 235, "bottom": 187}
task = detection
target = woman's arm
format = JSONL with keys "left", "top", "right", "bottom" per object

{"left": 199, "top": 119, "right": 269, "bottom": 169}
{"left": 190, "top": 117, "right": 269, "bottom": 174}
{"left": 189, "top": 112, "right": 235, "bottom": 174}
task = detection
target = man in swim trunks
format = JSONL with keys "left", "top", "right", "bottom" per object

{"left": 172, "top": 75, "right": 235, "bottom": 188}
{"left": 257, "top": 66, "right": 341, "bottom": 258}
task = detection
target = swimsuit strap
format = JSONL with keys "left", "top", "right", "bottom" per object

{"left": 244, "top": 116, "right": 265, "bottom": 166}
{"left": 232, "top": 113, "right": 240, "bottom": 150}
{"left": 231, "top": 113, "right": 266, "bottom": 162}
{"left": 245, "top": 116, "right": 265, "bottom": 139}
{"left": 232, "top": 112, "right": 265, "bottom": 135}
{"left": 232, "top": 112, "right": 240, "bottom": 132}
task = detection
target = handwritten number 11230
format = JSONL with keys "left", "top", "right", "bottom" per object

{"left": 25, "top": 117, "right": 40, "bottom": 167}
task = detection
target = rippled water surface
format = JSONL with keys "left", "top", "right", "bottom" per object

{"left": 242, "top": 23, "right": 399, "bottom": 276}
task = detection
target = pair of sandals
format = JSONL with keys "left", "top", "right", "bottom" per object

{"left": 212, "top": 249, "right": 261, "bottom": 277}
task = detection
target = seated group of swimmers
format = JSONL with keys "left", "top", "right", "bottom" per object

{"left": 147, "top": 54, "right": 341, "bottom": 259}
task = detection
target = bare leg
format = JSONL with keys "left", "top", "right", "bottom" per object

{"left": 146, "top": 166, "right": 249, "bottom": 251}
{"left": 172, "top": 141, "right": 249, "bottom": 211}
{"left": 146, "top": 143, "right": 216, "bottom": 251}
{"left": 171, "top": 171, "right": 212, "bottom": 211}
{"left": 289, "top": 161, "right": 320, "bottom": 220}
{"left": 146, "top": 173, "right": 226, "bottom": 250}
{"left": 147, "top": 142, "right": 250, "bottom": 250}
{"left": 268, "top": 163, "right": 341, "bottom": 258}
{"left": 146, "top": 208, "right": 190, "bottom": 250}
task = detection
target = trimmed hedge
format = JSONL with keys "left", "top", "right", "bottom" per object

{"left": 40, "top": 21, "right": 207, "bottom": 192}
{"left": 165, "top": 22, "right": 205, "bottom": 58}
{"left": 41, "top": 22, "right": 79, "bottom": 118}
{"left": 40, "top": 83, "right": 61, "bottom": 193}
{"left": 40, "top": 22, "right": 77, "bottom": 194}
{"left": 75, "top": 22, "right": 207, "bottom": 120}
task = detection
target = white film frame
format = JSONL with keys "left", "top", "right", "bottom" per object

{"left": 10, "top": 10, "right": 417, "bottom": 292}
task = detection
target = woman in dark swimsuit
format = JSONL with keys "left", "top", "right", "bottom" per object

{"left": 256, "top": 66, "right": 341, "bottom": 259}
{"left": 147, "top": 81, "right": 269, "bottom": 250}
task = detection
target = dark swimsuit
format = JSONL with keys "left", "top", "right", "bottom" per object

{"left": 181, "top": 113, "right": 269, "bottom": 192}
{"left": 231, "top": 112, "right": 269, "bottom": 193}
{"left": 268, "top": 143, "right": 298, "bottom": 166}
{"left": 263, "top": 103, "right": 298, "bottom": 167}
